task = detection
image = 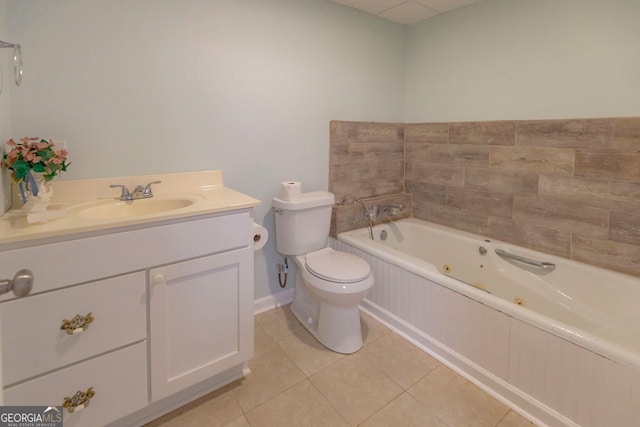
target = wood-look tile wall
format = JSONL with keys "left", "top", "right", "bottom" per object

{"left": 329, "top": 121, "right": 411, "bottom": 236}
{"left": 329, "top": 117, "right": 640, "bottom": 277}
{"left": 329, "top": 121, "right": 405, "bottom": 202}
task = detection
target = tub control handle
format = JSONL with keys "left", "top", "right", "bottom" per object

{"left": 495, "top": 249, "right": 556, "bottom": 272}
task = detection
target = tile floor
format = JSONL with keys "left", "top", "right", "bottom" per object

{"left": 146, "top": 305, "right": 536, "bottom": 427}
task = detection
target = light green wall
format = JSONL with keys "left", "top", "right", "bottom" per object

{"left": 405, "top": 0, "right": 640, "bottom": 122}
{"left": 6, "top": 0, "right": 406, "bottom": 300}
{"left": 0, "top": 0, "right": 12, "bottom": 213}
{"left": 6, "top": 0, "right": 640, "bottom": 301}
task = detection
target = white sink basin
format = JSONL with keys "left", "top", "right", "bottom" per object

{"left": 74, "top": 197, "right": 197, "bottom": 219}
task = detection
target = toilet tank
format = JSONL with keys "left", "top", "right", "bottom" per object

{"left": 272, "top": 191, "right": 335, "bottom": 255}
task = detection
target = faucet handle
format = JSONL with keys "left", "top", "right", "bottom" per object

{"left": 110, "top": 184, "right": 131, "bottom": 200}
{"left": 143, "top": 180, "right": 162, "bottom": 197}
{"left": 381, "top": 203, "right": 405, "bottom": 217}
{"left": 370, "top": 204, "right": 378, "bottom": 219}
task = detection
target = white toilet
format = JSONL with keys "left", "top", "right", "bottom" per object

{"left": 273, "top": 190, "right": 374, "bottom": 354}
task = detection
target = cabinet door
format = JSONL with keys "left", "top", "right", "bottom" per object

{"left": 149, "top": 247, "right": 253, "bottom": 401}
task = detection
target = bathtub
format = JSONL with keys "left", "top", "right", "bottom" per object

{"left": 333, "top": 218, "right": 640, "bottom": 427}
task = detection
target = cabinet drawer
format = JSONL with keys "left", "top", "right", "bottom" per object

{"left": 0, "top": 211, "right": 251, "bottom": 299}
{"left": 1, "top": 272, "right": 146, "bottom": 385}
{"left": 4, "top": 342, "right": 148, "bottom": 427}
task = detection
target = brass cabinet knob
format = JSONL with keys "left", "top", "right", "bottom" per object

{"left": 60, "top": 313, "right": 94, "bottom": 335}
{"left": 62, "top": 387, "right": 95, "bottom": 413}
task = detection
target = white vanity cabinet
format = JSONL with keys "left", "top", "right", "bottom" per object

{"left": 0, "top": 209, "right": 255, "bottom": 426}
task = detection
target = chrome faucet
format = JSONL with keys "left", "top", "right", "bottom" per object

{"left": 145, "top": 180, "right": 162, "bottom": 197}
{"left": 109, "top": 184, "right": 131, "bottom": 201}
{"left": 110, "top": 180, "right": 162, "bottom": 201}
{"left": 358, "top": 199, "right": 377, "bottom": 240}
{"left": 379, "top": 203, "right": 405, "bottom": 219}
{"left": 366, "top": 204, "right": 378, "bottom": 221}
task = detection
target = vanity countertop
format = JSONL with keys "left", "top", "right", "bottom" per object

{"left": 0, "top": 170, "right": 260, "bottom": 248}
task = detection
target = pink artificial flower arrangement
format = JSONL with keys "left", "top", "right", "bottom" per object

{"left": 1, "top": 137, "right": 70, "bottom": 183}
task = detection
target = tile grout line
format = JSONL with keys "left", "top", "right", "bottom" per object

{"left": 306, "top": 376, "right": 352, "bottom": 426}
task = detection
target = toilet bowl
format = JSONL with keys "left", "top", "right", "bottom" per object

{"left": 291, "top": 248, "right": 374, "bottom": 353}
{"left": 273, "top": 188, "right": 374, "bottom": 354}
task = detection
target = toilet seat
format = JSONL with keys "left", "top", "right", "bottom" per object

{"left": 305, "top": 248, "right": 371, "bottom": 283}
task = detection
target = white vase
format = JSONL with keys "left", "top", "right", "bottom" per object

{"left": 20, "top": 171, "right": 53, "bottom": 204}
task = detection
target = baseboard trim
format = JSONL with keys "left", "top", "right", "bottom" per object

{"left": 254, "top": 288, "right": 294, "bottom": 315}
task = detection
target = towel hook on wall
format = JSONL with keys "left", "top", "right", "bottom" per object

{"left": 0, "top": 40, "right": 23, "bottom": 93}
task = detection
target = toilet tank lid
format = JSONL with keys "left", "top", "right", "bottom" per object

{"left": 273, "top": 191, "right": 335, "bottom": 211}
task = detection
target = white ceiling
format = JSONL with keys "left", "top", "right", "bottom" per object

{"left": 330, "top": 0, "right": 485, "bottom": 24}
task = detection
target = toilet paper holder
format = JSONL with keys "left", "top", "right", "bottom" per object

{"left": 252, "top": 222, "right": 268, "bottom": 250}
